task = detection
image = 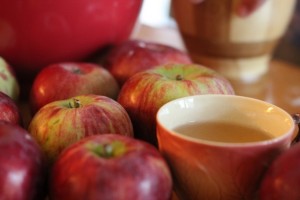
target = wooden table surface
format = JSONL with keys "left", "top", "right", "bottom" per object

{"left": 131, "top": 23, "right": 300, "bottom": 115}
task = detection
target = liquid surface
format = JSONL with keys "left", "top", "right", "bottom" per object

{"left": 173, "top": 121, "right": 273, "bottom": 143}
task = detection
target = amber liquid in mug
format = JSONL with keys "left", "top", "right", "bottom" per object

{"left": 173, "top": 121, "right": 273, "bottom": 143}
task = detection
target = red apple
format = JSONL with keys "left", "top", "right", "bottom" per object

{"left": 103, "top": 39, "right": 192, "bottom": 86}
{"left": 0, "top": 57, "right": 20, "bottom": 100}
{"left": 0, "top": 92, "right": 21, "bottom": 125}
{"left": 30, "top": 62, "right": 119, "bottom": 113}
{"left": 118, "top": 63, "right": 235, "bottom": 146}
{"left": 49, "top": 134, "right": 173, "bottom": 200}
{"left": 0, "top": 0, "right": 143, "bottom": 79}
{"left": 28, "top": 94, "right": 133, "bottom": 164}
{"left": 0, "top": 121, "right": 46, "bottom": 200}
{"left": 259, "top": 141, "right": 300, "bottom": 200}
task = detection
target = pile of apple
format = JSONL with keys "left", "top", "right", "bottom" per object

{"left": 0, "top": 39, "right": 297, "bottom": 199}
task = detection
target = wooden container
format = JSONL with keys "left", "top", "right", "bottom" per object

{"left": 172, "top": 0, "right": 296, "bottom": 82}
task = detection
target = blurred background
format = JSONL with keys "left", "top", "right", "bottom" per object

{"left": 139, "top": 0, "right": 174, "bottom": 28}
{"left": 138, "top": 0, "right": 300, "bottom": 67}
{"left": 274, "top": 0, "right": 300, "bottom": 66}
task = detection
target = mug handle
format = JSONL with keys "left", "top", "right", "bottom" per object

{"left": 292, "top": 113, "right": 300, "bottom": 144}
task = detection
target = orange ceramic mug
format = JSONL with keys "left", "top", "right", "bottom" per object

{"left": 172, "top": 0, "right": 296, "bottom": 82}
{"left": 157, "top": 94, "right": 298, "bottom": 200}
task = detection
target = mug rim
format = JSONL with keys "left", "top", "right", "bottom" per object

{"left": 156, "top": 94, "right": 296, "bottom": 147}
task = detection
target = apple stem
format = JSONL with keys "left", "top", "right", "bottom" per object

{"left": 176, "top": 74, "right": 183, "bottom": 80}
{"left": 69, "top": 98, "right": 81, "bottom": 108}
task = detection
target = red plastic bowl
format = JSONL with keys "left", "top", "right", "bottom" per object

{"left": 0, "top": 0, "right": 142, "bottom": 77}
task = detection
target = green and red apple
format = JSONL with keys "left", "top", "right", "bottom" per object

{"left": 30, "top": 62, "right": 119, "bottom": 113}
{"left": 118, "top": 63, "right": 235, "bottom": 146}
{"left": 50, "top": 134, "right": 173, "bottom": 200}
{"left": 0, "top": 57, "right": 19, "bottom": 100}
{"left": 28, "top": 94, "right": 133, "bottom": 164}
